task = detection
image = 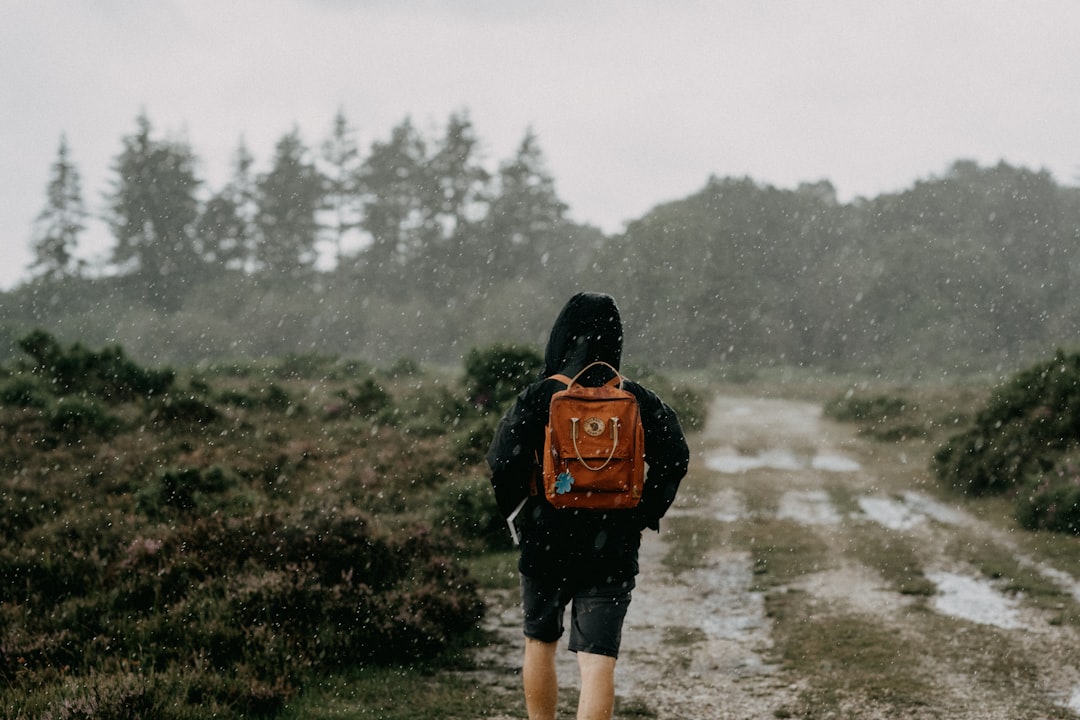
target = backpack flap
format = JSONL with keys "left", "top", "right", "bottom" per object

{"left": 542, "top": 363, "right": 645, "bottom": 510}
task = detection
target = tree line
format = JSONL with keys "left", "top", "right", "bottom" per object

{"left": 597, "top": 162, "right": 1080, "bottom": 374}
{"left": 28, "top": 109, "right": 578, "bottom": 307}
{"left": 11, "top": 109, "right": 1080, "bottom": 376}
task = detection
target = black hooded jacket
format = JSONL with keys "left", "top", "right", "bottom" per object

{"left": 487, "top": 292, "right": 690, "bottom": 582}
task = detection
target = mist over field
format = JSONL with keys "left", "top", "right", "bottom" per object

{"left": 5, "top": 110, "right": 1080, "bottom": 380}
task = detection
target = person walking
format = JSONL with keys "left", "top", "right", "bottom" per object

{"left": 487, "top": 292, "right": 690, "bottom": 720}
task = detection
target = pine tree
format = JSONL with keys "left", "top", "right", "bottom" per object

{"left": 254, "top": 128, "right": 325, "bottom": 278}
{"left": 104, "top": 112, "right": 202, "bottom": 305}
{"left": 29, "top": 135, "right": 87, "bottom": 280}
{"left": 423, "top": 112, "right": 490, "bottom": 283}
{"left": 357, "top": 117, "right": 428, "bottom": 280}
{"left": 320, "top": 108, "right": 362, "bottom": 267}
{"left": 484, "top": 128, "right": 568, "bottom": 277}
{"left": 425, "top": 111, "right": 488, "bottom": 237}
{"left": 197, "top": 139, "right": 257, "bottom": 271}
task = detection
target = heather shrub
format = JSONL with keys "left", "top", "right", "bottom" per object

{"left": 431, "top": 474, "right": 512, "bottom": 550}
{"left": 9, "top": 669, "right": 291, "bottom": 720}
{"left": 203, "top": 359, "right": 260, "bottom": 378}
{"left": 148, "top": 392, "right": 221, "bottom": 426}
{"left": 452, "top": 411, "right": 502, "bottom": 465}
{"left": 32, "top": 672, "right": 160, "bottom": 720}
{"left": 1, "top": 506, "right": 482, "bottom": 704}
{"left": 338, "top": 376, "right": 391, "bottom": 416}
{"left": 137, "top": 465, "right": 238, "bottom": 517}
{"left": 217, "top": 382, "right": 293, "bottom": 411}
{"left": 390, "top": 383, "right": 475, "bottom": 438}
{"left": 0, "top": 341, "right": 493, "bottom": 717}
{"left": 0, "top": 477, "right": 56, "bottom": 540}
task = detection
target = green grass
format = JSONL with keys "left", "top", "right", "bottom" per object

{"left": 729, "top": 518, "right": 831, "bottom": 588}
{"left": 765, "top": 590, "right": 934, "bottom": 716}
{"left": 279, "top": 665, "right": 519, "bottom": 720}
{"left": 464, "top": 549, "right": 520, "bottom": 590}
{"left": 843, "top": 525, "right": 936, "bottom": 596}
{"left": 945, "top": 528, "right": 1080, "bottom": 624}
{"left": 662, "top": 514, "right": 728, "bottom": 575}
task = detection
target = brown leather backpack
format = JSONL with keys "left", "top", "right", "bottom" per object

{"left": 542, "top": 361, "right": 645, "bottom": 510}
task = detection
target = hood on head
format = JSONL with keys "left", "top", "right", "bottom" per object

{"left": 542, "top": 292, "right": 623, "bottom": 378}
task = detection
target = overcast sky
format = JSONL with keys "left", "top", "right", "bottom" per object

{"left": 3, "top": 0, "right": 1079, "bottom": 290}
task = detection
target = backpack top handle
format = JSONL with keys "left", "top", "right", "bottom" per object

{"left": 566, "top": 361, "right": 624, "bottom": 390}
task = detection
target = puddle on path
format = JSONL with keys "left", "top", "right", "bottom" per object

{"left": 1068, "top": 686, "right": 1080, "bottom": 714}
{"left": 900, "top": 492, "right": 969, "bottom": 526}
{"left": 617, "top": 540, "right": 774, "bottom": 705}
{"left": 857, "top": 496, "right": 925, "bottom": 531}
{"left": 705, "top": 448, "right": 801, "bottom": 473}
{"left": 1039, "top": 565, "right": 1080, "bottom": 605}
{"left": 811, "top": 454, "right": 862, "bottom": 472}
{"left": 705, "top": 448, "right": 860, "bottom": 474}
{"left": 1014, "top": 556, "right": 1080, "bottom": 606}
{"left": 777, "top": 490, "right": 842, "bottom": 525}
{"left": 709, "top": 486, "right": 747, "bottom": 523}
{"left": 926, "top": 571, "right": 1023, "bottom": 630}
{"left": 858, "top": 492, "right": 968, "bottom": 531}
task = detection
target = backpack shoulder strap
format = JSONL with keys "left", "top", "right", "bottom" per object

{"left": 548, "top": 374, "right": 573, "bottom": 387}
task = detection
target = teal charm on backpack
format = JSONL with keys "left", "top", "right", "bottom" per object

{"left": 554, "top": 470, "right": 574, "bottom": 494}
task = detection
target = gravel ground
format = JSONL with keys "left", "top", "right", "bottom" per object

{"left": 468, "top": 395, "right": 1080, "bottom": 719}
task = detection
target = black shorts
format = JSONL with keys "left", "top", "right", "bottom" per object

{"left": 520, "top": 574, "right": 635, "bottom": 658}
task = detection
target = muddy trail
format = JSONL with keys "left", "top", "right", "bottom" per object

{"left": 466, "top": 395, "right": 1080, "bottom": 719}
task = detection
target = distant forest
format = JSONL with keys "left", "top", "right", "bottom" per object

{"left": 4, "top": 109, "right": 1080, "bottom": 377}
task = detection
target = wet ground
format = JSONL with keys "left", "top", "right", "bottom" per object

{"left": 469, "top": 395, "right": 1080, "bottom": 718}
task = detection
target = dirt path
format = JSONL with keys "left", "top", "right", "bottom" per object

{"left": 471, "top": 395, "right": 1080, "bottom": 718}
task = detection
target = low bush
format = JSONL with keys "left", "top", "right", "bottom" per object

{"left": 430, "top": 474, "right": 512, "bottom": 551}
{"left": 338, "top": 377, "right": 391, "bottom": 416}
{"left": 390, "top": 383, "right": 475, "bottom": 438}
{"left": 824, "top": 390, "right": 926, "bottom": 441}
{"left": 463, "top": 343, "right": 543, "bottom": 409}
{"left": 7, "top": 667, "right": 294, "bottom": 720}
{"left": 217, "top": 382, "right": 293, "bottom": 411}
{"left": 824, "top": 392, "right": 908, "bottom": 423}
{"left": 47, "top": 396, "right": 119, "bottom": 439}
{"left": 0, "top": 340, "right": 494, "bottom": 718}
{"left": 627, "top": 367, "right": 708, "bottom": 433}
{"left": 136, "top": 465, "right": 238, "bottom": 517}
{"left": 0, "top": 506, "right": 483, "bottom": 713}
{"left": 17, "top": 329, "right": 175, "bottom": 401}
{"left": 451, "top": 412, "right": 501, "bottom": 466}
{"left": 0, "top": 477, "right": 56, "bottom": 541}
{"left": 934, "top": 350, "right": 1080, "bottom": 496}
{"left": 0, "top": 374, "right": 51, "bottom": 408}
{"left": 664, "top": 383, "right": 707, "bottom": 433}
{"left": 1016, "top": 456, "right": 1080, "bottom": 534}
{"left": 149, "top": 392, "right": 221, "bottom": 426}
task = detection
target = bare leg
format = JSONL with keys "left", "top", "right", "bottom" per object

{"left": 523, "top": 637, "right": 558, "bottom": 720}
{"left": 576, "top": 651, "right": 617, "bottom": 720}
